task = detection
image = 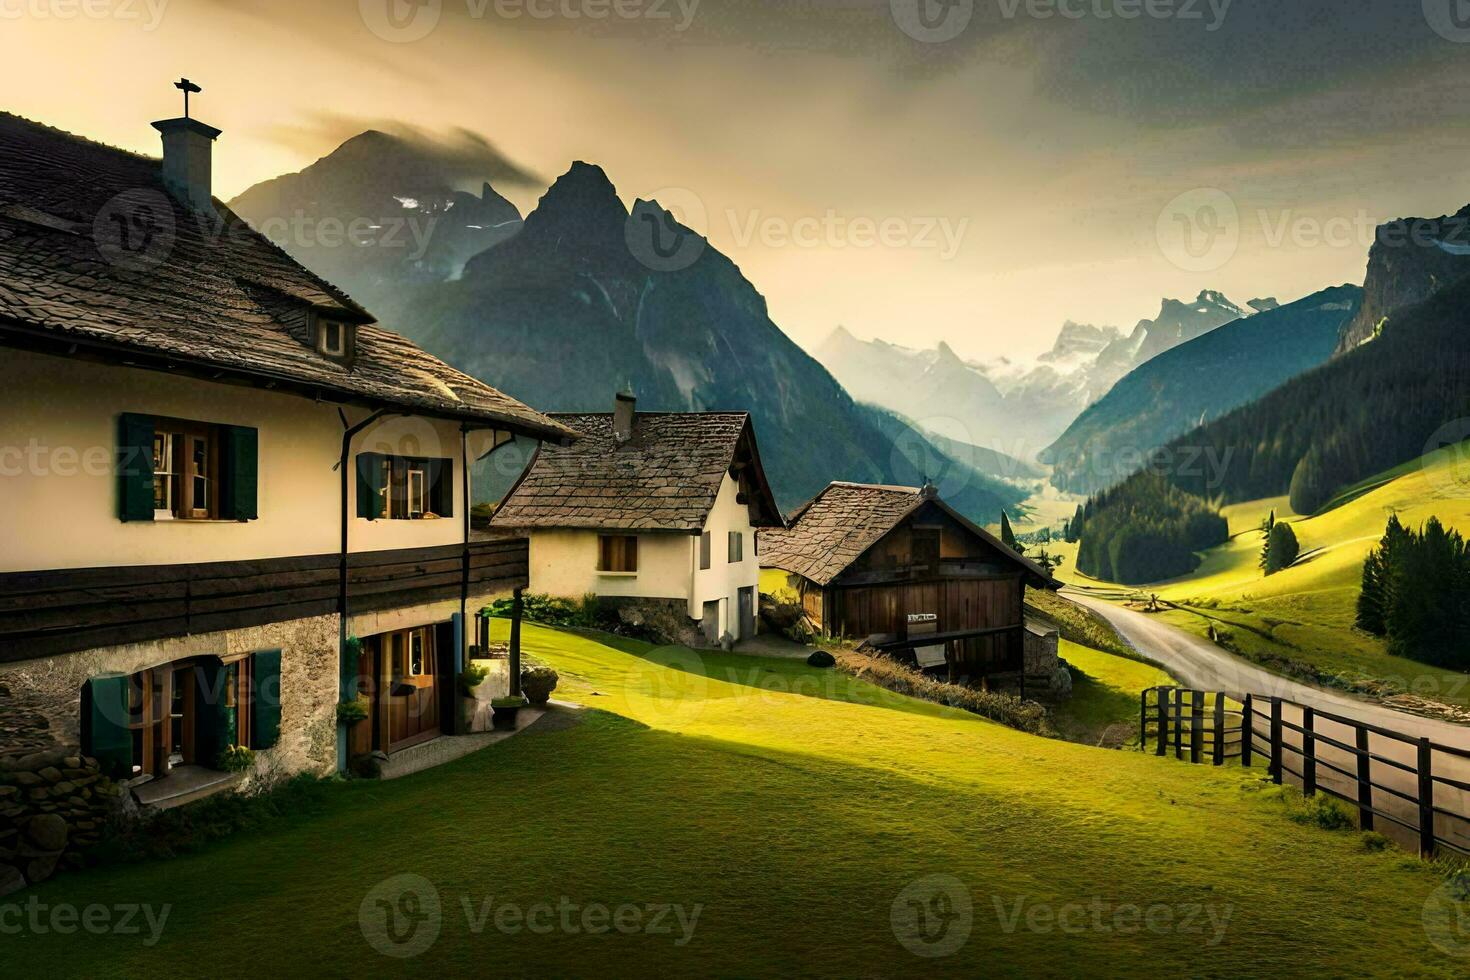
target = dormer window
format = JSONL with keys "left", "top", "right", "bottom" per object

{"left": 315, "top": 316, "right": 354, "bottom": 363}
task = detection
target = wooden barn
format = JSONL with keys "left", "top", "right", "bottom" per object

{"left": 758, "top": 483, "right": 1060, "bottom": 686}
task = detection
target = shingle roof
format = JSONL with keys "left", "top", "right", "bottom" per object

{"left": 0, "top": 112, "right": 573, "bottom": 442}
{"left": 758, "top": 482, "right": 1058, "bottom": 588}
{"left": 492, "top": 412, "right": 784, "bottom": 532}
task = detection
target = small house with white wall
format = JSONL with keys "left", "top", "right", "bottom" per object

{"left": 492, "top": 394, "right": 784, "bottom": 645}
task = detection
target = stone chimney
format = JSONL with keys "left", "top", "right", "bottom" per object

{"left": 613, "top": 391, "right": 636, "bottom": 444}
{"left": 151, "top": 116, "right": 221, "bottom": 213}
{"left": 920, "top": 481, "right": 939, "bottom": 500}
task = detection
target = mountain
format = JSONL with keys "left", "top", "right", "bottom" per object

{"left": 1042, "top": 285, "right": 1362, "bottom": 495}
{"left": 820, "top": 291, "right": 1252, "bottom": 463}
{"left": 1126, "top": 267, "right": 1470, "bottom": 516}
{"left": 1335, "top": 205, "right": 1470, "bottom": 354}
{"left": 234, "top": 153, "right": 1025, "bottom": 520}
{"left": 230, "top": 130, "right": 526, "bottom": 316}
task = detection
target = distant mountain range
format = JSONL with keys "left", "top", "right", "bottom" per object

{"left": 1041, "top": 285, "right": 1362, "bottom": 495}
{"left": 230, "top": 148, "right": 1027, "bottom": 521}
{"left": 817, "top": 289, "right": 1258, "bottom": 463}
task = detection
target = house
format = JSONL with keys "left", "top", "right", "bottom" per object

{"left": 0, "top": 96, "right": 575, "bottom": 840}
{"left": 492, "top": 394, "right": 784, "bottom": 645}
{"left": 758, "top": 482, "right": 1062, "bottom": 689}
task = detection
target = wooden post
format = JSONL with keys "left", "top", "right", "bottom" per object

{"left": 1418, "top": 738, "right": 1436, "bottom": 858}
{"left": 509, "top": 588, "right": 524, "bottom": 698}
{"left": 1213, "top": 692, "right": 1225, "bottom": 766}
{"left": 1140, "top": 690, "right": 1149, "bottom": 752}
{"left": 1241, "top": 694, "right": 1253, "bottom": 767}
{"left": 1156, "top": 688, "right": 1169, "bottom": 757}
{"left": 1356, "top": 725, "right": 1374, "bottom": 832}
{"left": 1270, "top": 699, "right": 1283, "bottom": 784}
{"left": 1174, "top": 689, "right": 1185, "bottom": 760}
{"left": 1190, "top": 690, "right": 1204, "bottom": 764}
{"left": 1302, "top": 706, "right": 1316, "bottom": 796}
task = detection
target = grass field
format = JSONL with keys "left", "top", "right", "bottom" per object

{"left": 1053, "top": 446, "right": 1470, "bottom": 711}
{"left": 1052, "top": 640, "right": 1176, "bottom": 747}
{"left": 6, "top": 622, "right": 1463, "bottom": 977}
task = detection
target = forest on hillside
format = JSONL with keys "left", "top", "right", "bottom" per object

{"left": 1070, "top": 473, "right": 1229, "bottom": 584}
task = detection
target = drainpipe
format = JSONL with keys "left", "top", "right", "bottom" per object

{"left": 336, "top": 408, "right": 389, "bottom": 771}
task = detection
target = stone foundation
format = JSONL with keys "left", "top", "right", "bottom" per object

{"left": 0, "top": 750, "right": 129, "bottom": 896}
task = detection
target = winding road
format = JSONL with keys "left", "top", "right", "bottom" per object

{"left": 1064, "top": 589, "right": 1470, "bottom": 853}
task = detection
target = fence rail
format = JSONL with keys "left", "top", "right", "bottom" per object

{"left": 1141, "top": 686, "right": 1470, "bottom": 859}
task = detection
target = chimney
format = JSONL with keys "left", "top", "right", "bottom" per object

{"left": 613, "top": 390, "right": 636, "bottom": 444}
{"left": 152, "top": 116, "right": 220, "bottom": 213}
{"left": 920, "top": 481, "right": 939, "bottom": 500}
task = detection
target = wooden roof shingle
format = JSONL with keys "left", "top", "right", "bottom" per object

{"left": 0, "top": 112, "right": 573, "bottom": 442}
{"left": 493, "top": 412, "right": 783, "bottom": 532}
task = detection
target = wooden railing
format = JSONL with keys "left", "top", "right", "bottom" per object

{"left": 0, "top": 539, "right": 529, "bottom": 662}
{"left": 1141, "top": 686, "right": 1470, "bottom": 858}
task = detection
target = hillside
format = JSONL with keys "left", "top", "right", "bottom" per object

{"left": 11, "top": 621, "right": 1459, "bottom": 976}
{"left": 1043, "top": 285, "right": 1362, "bottom": 495}
{"left": 232, "top": 151, "right": 1025, "bottom": 521}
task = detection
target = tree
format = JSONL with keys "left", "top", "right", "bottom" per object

{"left": 1263, "top": 520, "right": 1300, "bottom": 575}
{"left": 1356, "top": 514, "right": 1407, "bottom": 635}
{"left": 1000, "top": 511, "right": 1020, "bottom": 553}
{"left": 1259, "top": 510, "right": 1276, "bottom": 570}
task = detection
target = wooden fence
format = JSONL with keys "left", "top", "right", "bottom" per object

{"left": 1141, "top": 686, "right": 1470, "bottom": 858}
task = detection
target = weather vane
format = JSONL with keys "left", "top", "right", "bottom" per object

{"left": 174, "top": 77, "right": 201, "bottom": 118}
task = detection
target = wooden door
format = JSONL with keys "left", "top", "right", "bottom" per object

{"left": 381, "top": 626, "right": 441, "bottom": 752}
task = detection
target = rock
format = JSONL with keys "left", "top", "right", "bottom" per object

{"left": 0, "top": 865, "right": 25, "bottom": 898}
{"left": 25, "top": 854, "right": 58, "bottom": 884}
{"left": 0, "top": 785, "right": 17, "bottom": 799}
{"left": 38, "top": 767, "right": 64, "bottom": 784}
{"left": 806, "top": 650, "right": 836, "bottom": 669}
{"left": 63, "top": 757, "right": 81, "bottom": 769}
{"left": 52, "top": 781, "right": 75, "bottom": 795}
{"left": 24, "top": 814, "right": 68, "bottom": 852}
{"left": 617, "top": 606, "right": 646, "bottom": 628}
{"left": 11, "top": 771, "right": 41, "bottom": 787}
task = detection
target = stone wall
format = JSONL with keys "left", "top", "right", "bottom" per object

{"left": 0, "top": 750, "right": 127, "bottom": 897}
{"left": 1023, "top": 620, "right": 1072, "bottom": 699}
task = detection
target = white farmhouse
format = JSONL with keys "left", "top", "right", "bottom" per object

{"left": 492, "top": 394, "right": 784, "bottom": 645}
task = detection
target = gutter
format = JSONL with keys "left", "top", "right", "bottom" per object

{"left": 337, "top": 408, "right": 391, "bottom": 713}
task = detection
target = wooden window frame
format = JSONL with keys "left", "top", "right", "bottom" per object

{"left": 315, "top": 316, "right": 354, "bottom": 362}
{"left": 124, "top": 655, "right": 254, "bottom": 779}
{"left": 699, "top": 531, "right": 712, "bottom": 570}
{"left": 151, "top": 417, "right": 220, "bottom": 521}
{"left": 727, "top": 531, "right": 744, "bottom": 564}
{"left": 597, "top": 535, "right": 639, "bottom": 574}
{"left": 367, "top": 454, "right": 452, "bottom": 521}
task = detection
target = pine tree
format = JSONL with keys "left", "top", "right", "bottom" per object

{"left": 1259, "top": 510, "right": 1276, "bottom": 570}
{"left": 1264, "top": 520, "right": 1299, "bottom": 575}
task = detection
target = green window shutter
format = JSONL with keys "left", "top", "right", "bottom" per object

{"left": 117, "top": 413, "right": 155, "bottom": 522}
{"left": 81, "top": 674, "right": 132, "bottom": 778}
{"left": 356, "top": 452, "right": 385, "bottom": 520}
{"left": 219, "top": 425, "right": 259, "bottom": 521}
{"left": 195, "top": 661, "right": 236, "bottom": 767}
{"left": 252, "top": 649, "right": 283, "bottom": 750}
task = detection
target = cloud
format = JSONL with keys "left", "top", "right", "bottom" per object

{"left": 257, "top": 113, "right": 543, "bottom": 188}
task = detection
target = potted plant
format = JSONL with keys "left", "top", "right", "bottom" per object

{"left": 458, "top": 664, "right": 490, "bottom": 733}
{"left": 336, "top": 696, "right": 370, "bottom": 727}
{"left": 217, "top": 744, "right": 255, "bottom": 773}
{"left": 491, "top": 695, "right": 527, "bottom": 732}
{"left": 520, "top": 662, "right": 559, "bottom": 707}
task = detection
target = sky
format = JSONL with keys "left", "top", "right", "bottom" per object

{"left": 5, "top": 0, "right": 1470, "bottom": 360}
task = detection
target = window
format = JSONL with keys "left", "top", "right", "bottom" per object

{"left": 316, "top": 317, "right": 353, "bottom": 361}
{"left": 356, "top": 453, "right": 453, "bottom": 520}
{"left": 699, "top": 531, "right": 712, "bottom": 570}
{"left": 385, "top": 626, "right": 434, "bottom": 679}
{"left": 598, "top": 535, "right": 638, "bottom": 573}
{"left": 728, "top": 531, "right": 744, "bottom": 564}
{"left": 120, "top": 414, "right": 257, "bottom": 523}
